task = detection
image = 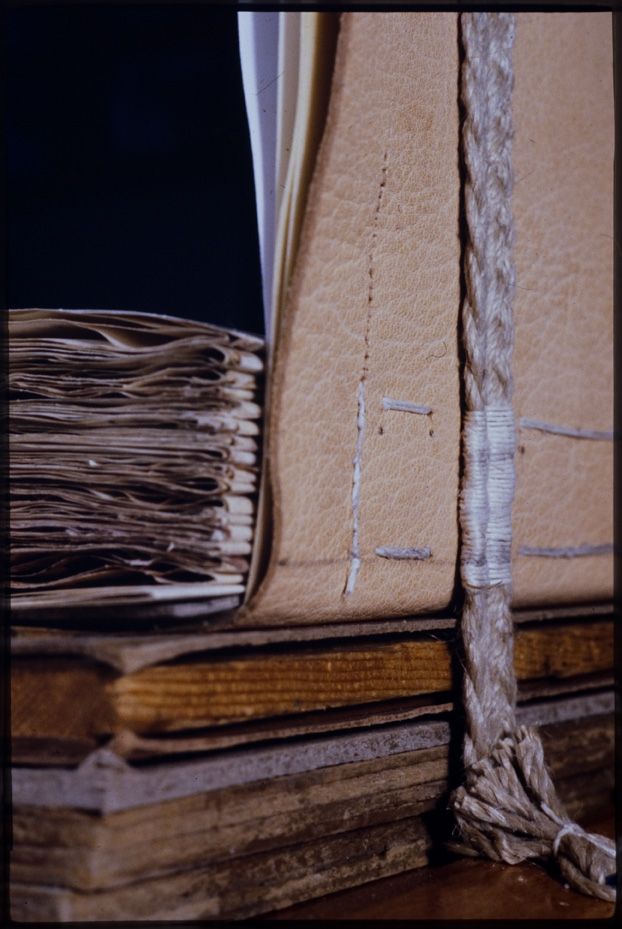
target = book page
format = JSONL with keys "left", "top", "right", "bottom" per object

{"left": 239, "top": 12, "right": 339, "bottom": 601}
{"left": 237, "top": 12, "right": 280, "bottom": 336}
{"left": 9, "top": 309, "right": 264, "bottom": 620}
{"left": 238, "top": 12, "right": 339, "bottom": 353}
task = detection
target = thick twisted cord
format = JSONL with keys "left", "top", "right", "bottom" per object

{"left": 450, "top": 12, "right": 616, "bottom": 903}
{"left": 461, "top": 11, "right": 516, "bottom": 414}
{"left": 459, "top": 10, "right": 517, "bottom": 768}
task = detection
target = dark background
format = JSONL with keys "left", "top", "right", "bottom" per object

{"left": 6, "top": 3, "right": 264, "bottom": 335}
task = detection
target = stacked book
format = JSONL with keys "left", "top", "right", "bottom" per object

{"left": 9, "top": 10, "right": 615, "bottom": 921}
{"left": 10, "top": 604, "right": 615, "bottom": 920}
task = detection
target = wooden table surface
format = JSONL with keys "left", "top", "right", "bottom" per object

{"left": 259, "top": 808, "right": 617, "bottom": 921}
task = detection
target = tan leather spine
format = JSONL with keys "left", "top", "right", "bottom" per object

{"left": 510, "top": 13, "right": 614, "bottom": 606}
{"left": 242, "top": 12, "right": 613, "bottom": 625}
{"left": 242, "top": 13, "right": 461, "bottom": 625}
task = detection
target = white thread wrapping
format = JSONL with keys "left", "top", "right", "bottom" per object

{"left": 382, "top": 397, "right": 431, "bottom": 415}
{"left": 551, "top": 820, "right": 615, "bottom": 861}
{"left": 460, "top": 407, "right": 516, "bottom": 589}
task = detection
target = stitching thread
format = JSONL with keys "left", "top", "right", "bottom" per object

{"left": 382, "top": 397, "right": 431, "bottom": 415}
{"left": 344, "top": 153, "right": 388, "bottom": 596}
{"left": 518, "top": 543, "right": 613, "bottom": 558}
{"left": 344, "top": 380, "right": 365, "bottom": 595}
{"left": 519, "top": 418, "right": 613, "bottom": 441}
{"left": 375, "top": 546, "right": 431, "bottom": 560}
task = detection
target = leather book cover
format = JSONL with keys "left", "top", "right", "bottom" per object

{"left": 242, "top": 11, "right": 613, "bottom": 626}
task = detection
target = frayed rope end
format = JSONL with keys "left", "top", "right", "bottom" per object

{"left": 448, "top": 726, "right": 616, "bottom": 903}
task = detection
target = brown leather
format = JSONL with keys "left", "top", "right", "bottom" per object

{"left": 510, "top": 13, "right": 614, "bottom": 606}
{"left": 243, "top": 13, "right": 462, "bottom": 625}
{"left": 242, "top": 12, "right": 613, "bottom": 626}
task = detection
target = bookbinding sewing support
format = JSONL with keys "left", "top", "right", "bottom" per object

{"left": 447, "top": 11, "right": 616, "bottom": 903}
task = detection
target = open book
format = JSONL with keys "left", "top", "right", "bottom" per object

{"left": 9, "top": 11, "right": 613, "bottom": 629}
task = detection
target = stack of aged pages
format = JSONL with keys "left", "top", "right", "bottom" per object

{"left": 10, "top": 309, "right": 263, "bottom": 620}
{"left": 9, "top": 10, "right": 614, "bottom": 921}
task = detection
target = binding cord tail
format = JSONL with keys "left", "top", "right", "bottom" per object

{"left": 448, "top": 12, "right": 616, "bottom": 902}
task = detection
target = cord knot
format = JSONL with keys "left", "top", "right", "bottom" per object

{"left": 449, "top": 727, "right": 616, "bottom": 902}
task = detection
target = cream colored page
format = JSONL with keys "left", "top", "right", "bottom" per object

{"left": 10, "top": 309, "right": 263, "bottom": 612}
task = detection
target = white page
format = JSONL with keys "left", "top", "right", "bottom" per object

{"left": 237, "top": 12, "right": 280, "bottom": 335}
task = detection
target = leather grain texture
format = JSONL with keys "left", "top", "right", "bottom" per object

{"left": 510, "top": 13, "right": 614, "bottom": 606}
{"left": 242, "top": 11, "right": 613, "bottom": 625}
{"left": 243, "top": 13, "right": 462, "bottom": 625}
